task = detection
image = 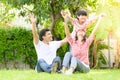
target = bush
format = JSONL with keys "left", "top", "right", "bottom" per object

{"left": 0, "top": 27, "right": 36, "bottom": 69}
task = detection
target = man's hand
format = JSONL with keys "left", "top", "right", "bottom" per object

{"left": 29, "top": 13, "right": 36, "bottom": 23}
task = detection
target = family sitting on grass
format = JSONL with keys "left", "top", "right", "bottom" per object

{"left": 29, "top": 9, "right": 105, "bottom": 75}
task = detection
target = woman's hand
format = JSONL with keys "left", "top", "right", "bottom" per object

{"left": 61, "top": 10, "right": 69, "bottom": 22}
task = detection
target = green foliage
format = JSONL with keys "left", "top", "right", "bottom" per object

{"left": 0, "top": 2, "right": 15, "bottom": 27}
{"left": 0, "top": 27, "right": 36, "bottom": 69}
{"left": 95, "top": 0, "right": 120, "bottom": 39}
{"left": 95, "top": 42, "right": 108, "bottom": 68}
{"left": 1, "top": 0, "right": 97, "bottom": 25}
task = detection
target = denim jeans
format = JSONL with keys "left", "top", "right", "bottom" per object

{"left": 62, "top": 52, "right": 90, "bottom": 73}
{"left": 35, "top": 56, "right": 61, "bottom": 73}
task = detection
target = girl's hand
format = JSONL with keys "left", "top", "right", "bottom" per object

{"left": 99, "top": 13, "right": 106, "bottom": 18}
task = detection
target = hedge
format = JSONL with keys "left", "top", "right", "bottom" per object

{"left": 0, "top": 27, "right": 69, "bottom": 69}
{"left": 0, "top": 27, "right": 36, "bottom": 69}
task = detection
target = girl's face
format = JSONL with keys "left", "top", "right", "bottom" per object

{"left": 77, "top": 15, "right": 87, "bottom": 24}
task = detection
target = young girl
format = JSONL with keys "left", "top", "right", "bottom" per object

{"left": 61, "top": 10, "right": 105, "bottom": 74}
{"left": 61, "top": 9, "right": 104, "bottom": 39}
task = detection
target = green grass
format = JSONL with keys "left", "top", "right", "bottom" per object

{"left": 0, "top": 69, "right": 120, "bottom": 80}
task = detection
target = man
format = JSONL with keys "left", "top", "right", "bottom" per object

{"left": 29, "top": 13, "right": 67, "bottom": 73}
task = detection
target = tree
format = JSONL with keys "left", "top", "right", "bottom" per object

{"left": 92, "top": 0, "right": 120, "bottom": 68}
{"left": 1, "top": 0, "right": 97, "bottom": 31}
{"left": 0, "top": 2, "right": 15, "bottom": 28}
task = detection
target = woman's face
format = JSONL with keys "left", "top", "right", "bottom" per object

{"left": 77, "top": 30, "right": 85, "bottom": 37}
{"left": 76, "top": 31, "right": 86, "bottom": 41}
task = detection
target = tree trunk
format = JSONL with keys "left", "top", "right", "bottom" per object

{"left": 49, "top": 1, "right": 56, "bottom": 32}
{"left": 3, "top": 52, "right": 8, "bottom": 69}
{"left": 92, "top": 38, "right": 101, "bottom": 68}
{"left": 92, "top": 38, "right": 97, "bottom": 68}
{"left": 114, "top": 37, "right": 120, "bottom": 68}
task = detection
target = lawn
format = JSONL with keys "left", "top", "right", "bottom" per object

{"left": 0, "top": 69, "right": 120, "bottom": 80}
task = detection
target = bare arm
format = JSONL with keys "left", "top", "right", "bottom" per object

{"left": 64, "top": 20, "right": 71, "bottom": 37}
{"left": 59, "top": 38, "right": 67, "bottom": 46}
{"left": 58, "top": 21, "right": 71, "bottom": 46}
{"left": 64, "top": 17, "right": 70, "bottom": 37}
{"left": 90, "top": 16, "right": 104, "bottom": 37}
{"left": 61, "top": 10, "right": 71, "bottom": 37}
{"left": 29, "top": 13, "right": 39, "bottom": 44}
{"left": 88, "top": 13, "right": 105, "bottom": 25}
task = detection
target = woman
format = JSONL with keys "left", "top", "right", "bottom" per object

{"left": 61, "top": 11, "right": 105, "bottom": 74}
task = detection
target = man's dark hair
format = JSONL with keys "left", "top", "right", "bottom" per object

{"left": 39, "top": 28, "right": 50, "bottom": 41}
{"left": 77, "top": 9, "right": 87, "bottom": 16}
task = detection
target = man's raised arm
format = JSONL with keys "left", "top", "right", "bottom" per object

{"left": 29, "top": 13, "right": 39, "bottom": 44}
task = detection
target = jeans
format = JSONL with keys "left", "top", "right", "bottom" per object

{"left": 62, "top": 52, "right": 90, "bottom": 73}
{"left": 35, "top": 56, "right": 61, "bottom": 73}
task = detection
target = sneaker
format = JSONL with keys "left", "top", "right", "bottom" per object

{"left": 65, "top": 69, "right": 73, "bottom": 75}
{"left": 57, "top": 70, "right": 65, "bottom": 74}
{"left": 51, "top": 62, "right": 58, "bottom": 73}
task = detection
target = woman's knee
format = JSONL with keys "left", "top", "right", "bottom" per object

{"left": 85, "top": 67, "right": 90, "bottom": 73}
{"left": 81, "top": 67, "right": 90, "bottom": 73}
{"left": 71, "top": 57, "right": 77, "bottom": 62}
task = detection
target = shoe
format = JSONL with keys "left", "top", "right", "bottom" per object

{"left": 57, "top": 70, "right": 65, "bottom": 74}
{"left": 65, "top": 69, "right": 73, "bottom": 75}
{"left": 51, "top": 62, "right": 58, "bottom": 73}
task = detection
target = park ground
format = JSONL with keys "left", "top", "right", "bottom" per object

{"left": 0, "top": 69, "right": 120, "bottom": 80}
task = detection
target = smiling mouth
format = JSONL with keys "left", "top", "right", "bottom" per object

{"left": 82, "top": 21, "right": 84, "bottom": 23}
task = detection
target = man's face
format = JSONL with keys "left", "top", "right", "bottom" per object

{"left": 77, "top": 15, "right": 87, "bottom": 24}
{"left": 43, "top": 31, "right": 53, "bottom": 41}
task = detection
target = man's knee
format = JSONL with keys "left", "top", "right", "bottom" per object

{"left": 38, "top": 59, "right": 45, "bottom": 63}
{"left": 55, "top": 56, "right": 61, "bottom": 61}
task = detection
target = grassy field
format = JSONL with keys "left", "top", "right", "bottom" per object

{"left": 0, "top": 69, "right": 120, "bottom": 80}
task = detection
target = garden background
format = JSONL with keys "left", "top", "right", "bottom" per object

{"left": 0, "top": 0, "right": 120, "bottom": 80}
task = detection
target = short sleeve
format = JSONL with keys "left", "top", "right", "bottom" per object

{"left": 34, "top": 40, "right": 42, "bottom": 47}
